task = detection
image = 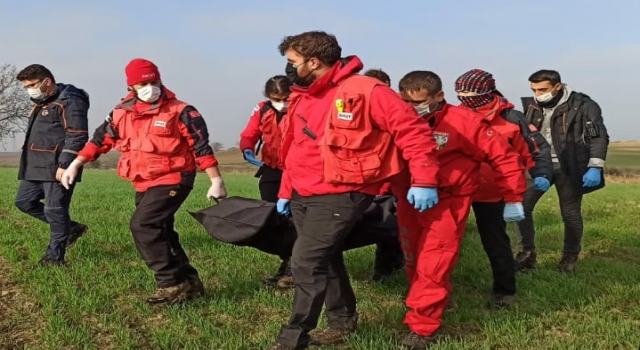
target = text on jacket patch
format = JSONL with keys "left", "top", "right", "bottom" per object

{"left": 337, "top": 112, "right": 353, "bottom": 121}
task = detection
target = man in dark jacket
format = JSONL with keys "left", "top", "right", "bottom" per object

{"left": 14, "top": 64, "right": 89, "bottom": 267}
{"left": 515, "top": 69, "right": 609, "bottom": 273}
{"left": 362, "top": 68, "right": 405, "bottom": 282}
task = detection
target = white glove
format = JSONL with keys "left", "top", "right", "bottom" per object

{"left": 207, "top": 176, "right": 227, "bottom": 200}
{"left": 61, "top": 159, "right": 84, "bottom": 190}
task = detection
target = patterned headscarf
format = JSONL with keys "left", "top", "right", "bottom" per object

{"left": 455, "top": 69, "right": 496, "bottom": 109}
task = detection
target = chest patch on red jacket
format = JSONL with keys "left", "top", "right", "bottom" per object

{"left": 433, "top": 131, "right": 449, "bottom": 150}
{"left": 154, "top": 120, "right": 167, "bottom": 128}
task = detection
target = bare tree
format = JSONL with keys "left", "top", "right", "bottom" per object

{"left": 0, "top": 64, "right": 31, "bottom": 142}
{"left": 210, "top": 142, "right": 224, "bottom": 152}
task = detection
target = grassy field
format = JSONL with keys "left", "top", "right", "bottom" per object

{"left": 0, "top": 168, "right": 639, "bottom": 350}
{"left": 1, "top": 141, "right": 639, "bottom": 173}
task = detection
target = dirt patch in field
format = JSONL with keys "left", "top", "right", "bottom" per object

{"left": 0, "top": 257, "right": 44, "bottom": 350}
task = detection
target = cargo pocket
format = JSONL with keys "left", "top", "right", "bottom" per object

{"left": 330, "top": 93, "right": 365, "bottom": 130}
{"left": 29, "top": 142, "right": 59, "bottom": 168}
{"left": 117, "top": 155, "right": 131, "bottom": 179}
{"left": 325, "top": 151, "right": 381, "bottom": 184}
{"left": 144, "top": 156, "right": 171, "bottom": 178}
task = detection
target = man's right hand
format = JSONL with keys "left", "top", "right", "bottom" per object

{"left": 276, "top": 198, "right": 291, "bottom": 216}
{"left": 407, "top": 187, "right": 439, "bottom": 212}
{"left": 533, "top": 177, "right": 551, "bottom": 192}
{"left": 243, "top": 149, "right": 264, "bottom": 167}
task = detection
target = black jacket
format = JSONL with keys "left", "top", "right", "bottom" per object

{"left": 501, "top": 108, "right": 553, "bottom": 181}
{"left": 18, "top": 84, "right": 90, "bottom": 182}
{"left": 525, "top": 91, "right": 609, "bottom": 193}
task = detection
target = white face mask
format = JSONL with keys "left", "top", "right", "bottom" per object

{"left": 414, "top": 103, "right": 432, "bottom": 117}
{"left": 271, "top": 101, "right": 289, "bottom": 112}
{"left": 535, "top": 91, "right": 554, "bottom": 103}
{"left": 27, "top": 80, "right": 48, "bottom": 100}
{"left": 136, "top": 85, "right": 161, "bottom": 103}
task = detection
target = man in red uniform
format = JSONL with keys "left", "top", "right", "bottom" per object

{"left": 268, "top": 31, "right": 440, "bottom": 350}
{"left": 455, "top": 69, "right": 553, "bottom": 308}
{"left": 396, "top": 71, "right": 526, "bottom": 349}
{"left": 61, "top": 58, "right": 227, "bottom": 304}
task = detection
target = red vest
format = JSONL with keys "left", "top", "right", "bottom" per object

{"left": 111, "top": 98, "right": 196, "bottom": 185}
{"left": 280, "top": 75, "right": 404, "bottom": 185}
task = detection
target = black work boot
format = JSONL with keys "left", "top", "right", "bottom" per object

{"left": 371, "top": 263, "right": 404, "bottom": 282}
{"left": 401, "top": 331, "right": 437, "bottom": 349}
{"left": 263, "top": 257, "right": 291, "bottom": 287}
{"left": 309, "top": 313, "right": 358, "bottom": 345}
{"left": 66, "top": 223, "right": 89, "bottom": 249}
{"left": 185, "top": 273, "right": 205, "bottom": 299}
{"left": 489, "top": 294, "right": 515, "bottom": 309}
{"left": 557, "top": 254, "right": 578, "bottom": 273}
{"left": 34, "top": 255, "right": 65, "bottom": 268}
{"left": 514, "top": 250, "right": 537, "bottom": 272}
{"left": 265, "top": 343, "right": 304, "bottom": 350}
{"left": 146, "top": 281, "right": 191, "bottom": 305}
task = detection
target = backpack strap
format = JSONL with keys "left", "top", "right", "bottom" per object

{"left": 255, "top": 102, "right": 272, "bottom": 156}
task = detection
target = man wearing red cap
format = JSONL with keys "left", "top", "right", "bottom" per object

{"left": 455, "top": 69, "right": 553, "bottom": 308}
{"left": 61, "top": 58, "right": 227, "bottom": 304}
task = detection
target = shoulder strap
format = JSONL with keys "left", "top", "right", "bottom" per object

{"left": 259, "top": 102, "right": 271, "bottom": 119}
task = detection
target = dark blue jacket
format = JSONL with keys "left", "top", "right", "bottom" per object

{"left": 19, "top": 84, "right": 90, "bottom": 182}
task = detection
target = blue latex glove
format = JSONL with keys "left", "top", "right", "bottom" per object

{"left": 407, "top": 187, "right": 439, "bottom": 212}
{"left": 243, "top": 149, "right": 264, "bottom": 167}
{"left": 276, "top": 198, "right": 291, "bottom": 216}
{"left": 503, "top": 203, "right": 525, "bottom": 222}
{"left": 533, "top": 177, "right": 551, "bottom": 192}
{"left": 583, "top": 168, "right": 602, "bottom": 187}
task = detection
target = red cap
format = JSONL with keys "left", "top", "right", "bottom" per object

{"left": 125, "top": 58, "right": 161, "bottom": 86}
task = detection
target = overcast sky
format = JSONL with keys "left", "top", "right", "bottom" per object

{"left": 1, "top": 0, "right": 638, "bottom": 151}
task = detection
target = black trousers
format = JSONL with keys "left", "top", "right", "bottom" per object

{"left": 257, "top": 166, "right": 283, "bottom": 203}
{"left": 257, "top": 166, "right": 289, "bottom": 263}
{"left": 130, "top": 184, "right": 199, "bottom": 288}
{"left": 516, "top": 163, "right": 585, "bottom": 254}
{"left": 373, "top": 235, "right": 404, "bottom": 272}
{"left": 14, "top": 180, "right": 80, "bottom": 261}
{"left": 276, "top": 191, "right": 374, "bottom": 348}
{"left": 472, "top": 201, "right": 516, "bottom": 296}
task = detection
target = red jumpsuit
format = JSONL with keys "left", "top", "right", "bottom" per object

{"left": 392, "top": 103, "right": 525, "bottom": 337}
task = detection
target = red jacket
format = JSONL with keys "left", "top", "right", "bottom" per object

{"left": 79, "top": 88, "right": 218, "bottom": 192}
{"left": 460, "top": 97, "right": 531, "bottom": 202}
{"left": 393, "top": 103, "right": 525, "bottom": 202}
{"left": 278, "top": 56, "right": 439, "bottom": 199}
{"left": 239, "top": 101, "right": 284, "bottom": 169}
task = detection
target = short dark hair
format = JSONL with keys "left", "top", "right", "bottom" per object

{"left": 529, "top": 69, "right": 561, "bottom": 85}
{"left": 278, "top": 31, "right": 342, "bottom": 66}
{"left": 16, "top": 64, "right": 55, "bottom": 83}
{"left": 264, "top": 75, "right": 292, "bottom": 97}
{"left": 398, "top": 71, "right": 442, "bottom": 95}
{"left": 364, "top": 69, "right": 391, "bottom": 86}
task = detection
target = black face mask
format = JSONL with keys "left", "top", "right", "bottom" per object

{"left": 285, "top": 62, "right": 312, "bottom": 87}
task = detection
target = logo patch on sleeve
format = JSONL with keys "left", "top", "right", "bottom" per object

{"left": 188, "top": 110, "right": 201, "bottom": 119}
{"left": 528, "top": 124, "right": 538, "bottom": 132}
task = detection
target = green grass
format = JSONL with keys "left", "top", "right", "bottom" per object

{"left": 0, "top": 168, "right": 639, "bottom": 350}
